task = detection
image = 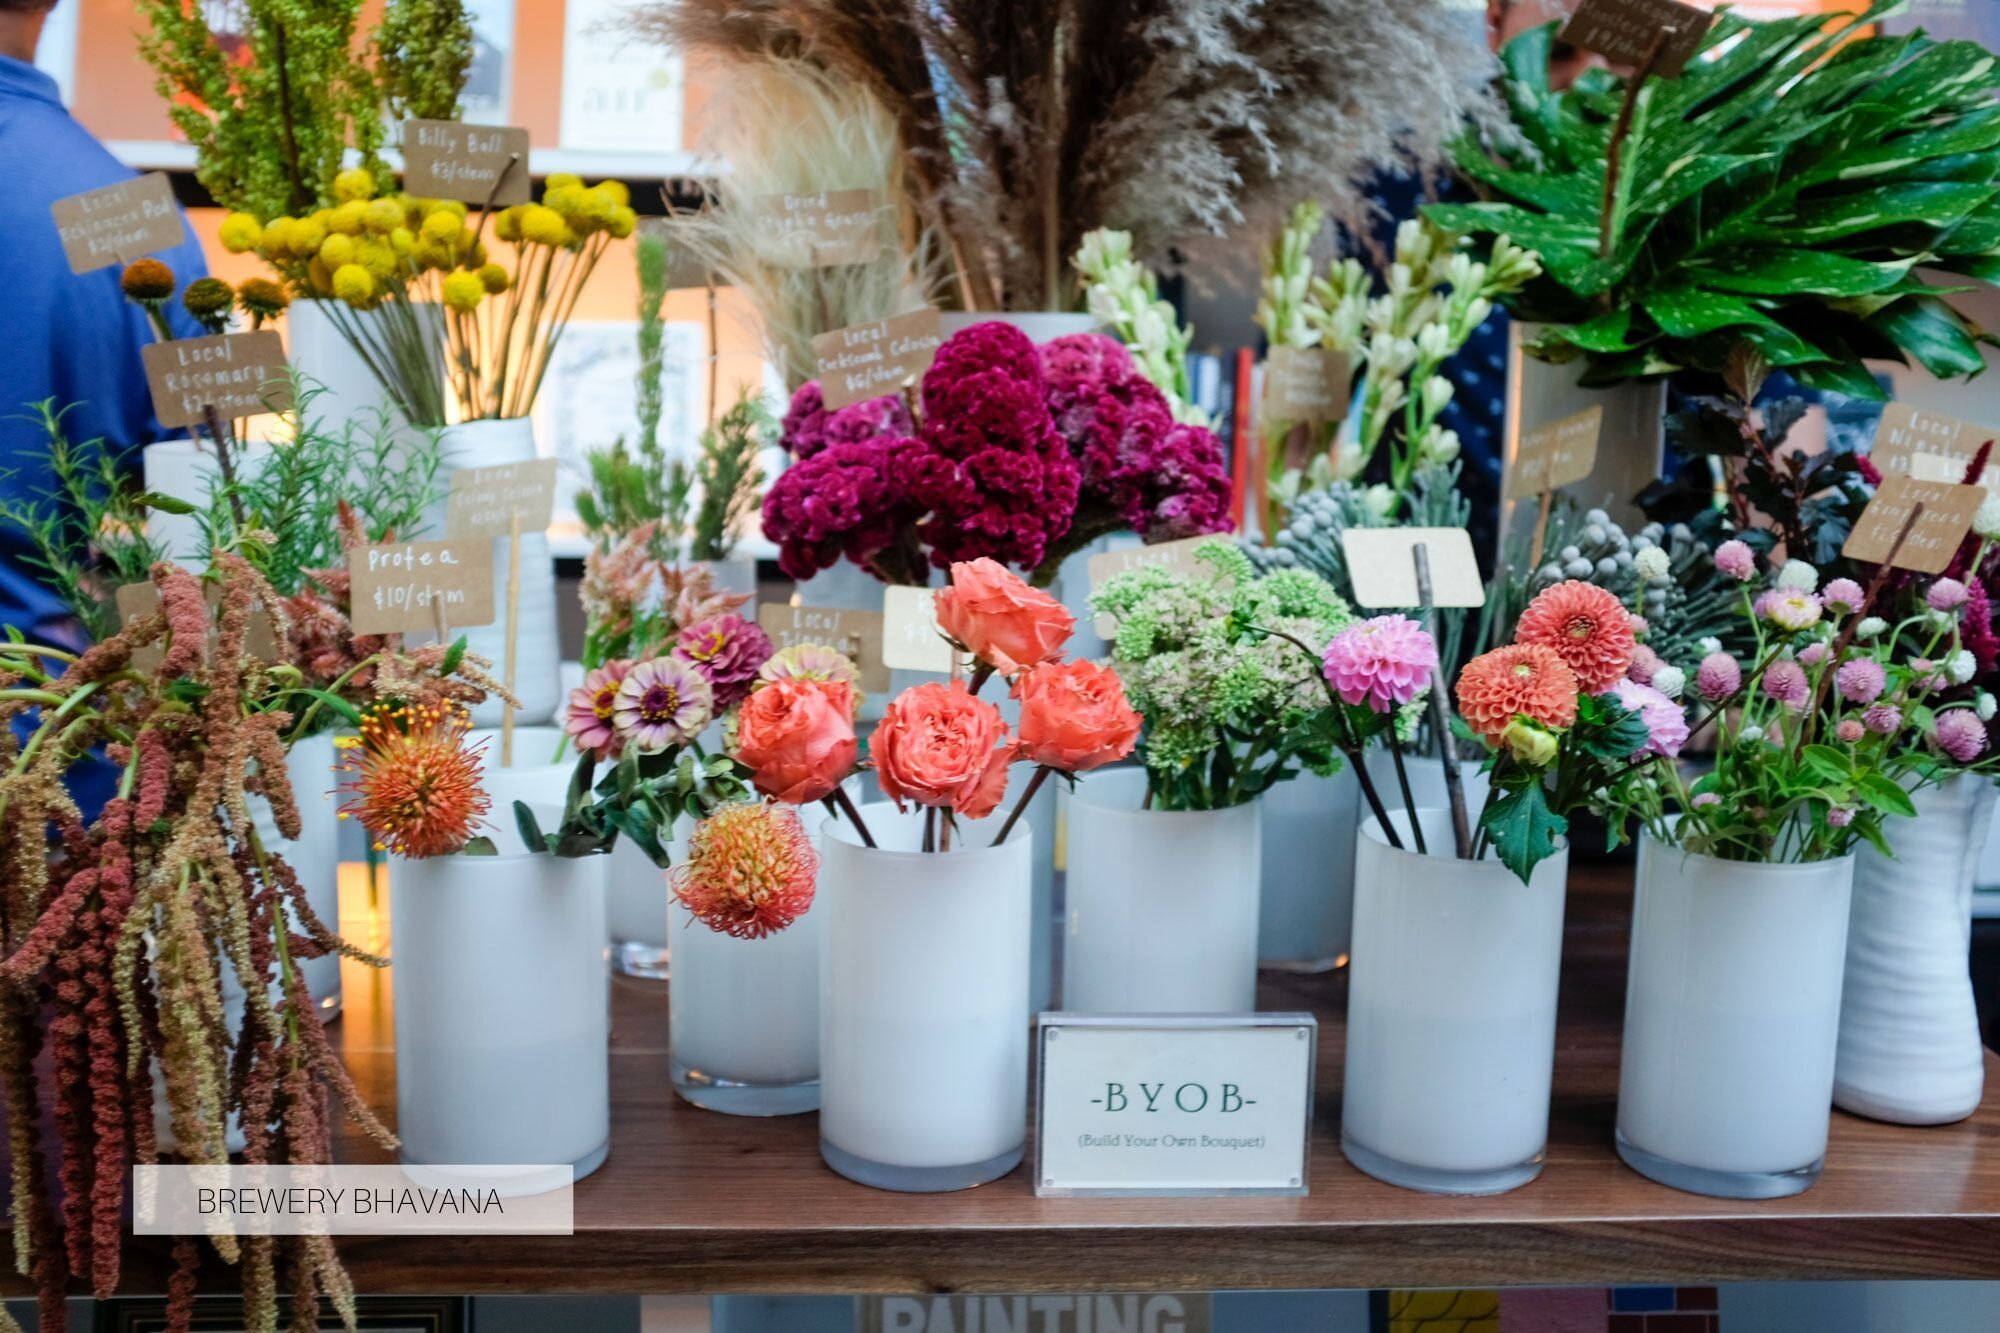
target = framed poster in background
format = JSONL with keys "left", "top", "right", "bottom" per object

{"left": 460, "top": 0, "right": 517, "bottom": 125}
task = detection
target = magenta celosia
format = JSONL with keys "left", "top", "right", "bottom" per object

{"left": 674, "top": 613, "right": 775, "bottom": 710}
{"left": 779, "top": 381, "right": 914, "bottom": 462}
{"left": 1322, "top": 615, "right": 1438, "bottom": 712}
{"left": 760, "top": 433, "right": 928, "bottom": 582}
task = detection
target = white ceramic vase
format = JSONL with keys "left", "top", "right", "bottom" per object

{"left": 286, "top": 298, "right": 410, "bottom": 430}
{"left": 1341, "top": 809, "right": 1569, "bottom": 1195}
{"left": 1616, "top": 836, "right": 1854, "bottom": 1199}
{"left": 391, "top": 850, "right": 610, "bottom": 1196}
{"left": 668, "top": 894, "right": 822, "bottom": 1115}
{"left": 1836, "top": 775, "right": 1995, "bottom": 1125}
{"left": 1257, "top": 767, "right": 1360, "bottom": 972}
{"left": 468, "top": 724, "right": 573, "bottom": 854}
{"left": 247, "top": 731, "right": 344, "bottom": 1019}
{"left": 435, "top": 418, "right": 561, "bottom": 728}
{"left": 817, "top": 803, "right": 1032, "bottom": 1191}
{"left": 1362, "top": 751, "right": 1492, "bottom": 827}
{"left": 1065, "top": 767, "right": 1262, "bottom": 1014}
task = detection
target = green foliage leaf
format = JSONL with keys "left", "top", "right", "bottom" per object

{"left": 1856, "top": 773, "right": 1918, "bottom": 819}
{"left": 1481, "top": 779, "right": 1568, "bottom": 886}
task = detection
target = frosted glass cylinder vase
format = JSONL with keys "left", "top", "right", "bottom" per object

{"left": 1257, "top": 767, "right": 1360, "bottom": 972}
{"left": 435, "top": 419, "right": 561, "bottom": 728}
{"left": 606, "top": 817, "right": 686, "bottom": 980}
{"left": 247, "top": 731, "right": 344, "bottom": 1019}
{"left": 1065, "top": 768, "right": 1262, "bottom": 1014}
{"left": 1617, "top": 836, "right": 1854, "bottom": 1199}
{"left": 391, "top": 850, "right": 609, "bottom": 1196}
{"left": 468, "top": 725, "right": 572, "bottom": 854}
{"left": 1341, "top": 809, "right": 1569, "bottom": 1195}
{"left": 1837, "top": 775, "right": 1994, "bottom": 1124}
{"left": 669, "top": 894, "right": 821, "bottom": 1116}
{"left": 817, "top": 803, "right": 1032, "bottom": 1192}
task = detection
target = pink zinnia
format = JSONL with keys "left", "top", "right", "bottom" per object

{"left": 565, "top": 660, "right": 632, "bottom": 760}
{"left": 1929, "top": 578, "right": 1971, "bottom": 612}
{"left": 1836, "top": 658, "right": 1885, "bottom": 704}
{"left": 1715, "top": 539, "right": 1756, "bottom": 580}
{"left": 675, "top": 613, "right": 775, "bottom": 710}
{"left": 1763, "top": 659, "right": 1809, "bottom": 708}
{"left": 614, "top": 655, "right": 715, "bottom": 753}
{"left": 1822, "top": 578, "right": 1865, "bottom": 614}
{"left": 1864, "top": 703, "right": 1902, "bottom": 735}
{"left": 1321, "top": 615, "right": 1438, "bottom": 712}
{"left": 1936, "top": 709, "right": 1987, "bottom": 763}
{"left": 1612, "top": 678, "right": 1690, "bottom": 759}
{"left": 1696, "top": 652, "right": 1742, "bottom": 703}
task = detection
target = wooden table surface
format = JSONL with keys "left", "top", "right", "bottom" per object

{"left": 13, "top": 864, "right": 2000, "bottom": 1297}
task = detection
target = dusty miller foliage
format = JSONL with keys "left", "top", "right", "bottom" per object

{"left": 634, "top": 0, "right": 1500, "bottom": 309}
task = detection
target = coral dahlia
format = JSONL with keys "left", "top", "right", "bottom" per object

{"left": 1513, "top": 580, "right": 1637, "bottom": 695}
{"left": 1455, "top": 644, "right": 1580, "bottom": 743}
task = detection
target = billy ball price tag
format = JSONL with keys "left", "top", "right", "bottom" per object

{"left": 1035, "top": 1015, "right": 1316, "bottom": 1196}
{"left": 445, "top": 458, "right": 560, "bottom": 539}
{"left": 401, "top": 119, "right": 532, "bottom": 206}
{"left": 50, "top": 172, "right": 188, "bottom": 274}
{"left": 1842, "top": 475, "right": 1985, "bottom": 575}
{"left": 757, "top": 603, "right": 891, "bottom": 693}
{"left": 348, "top": 539, "right": 496, "bottom": 637}
{"left": 812, "top": 309, "right": 944, "bottom": 411}
{"left": 141, "top": 332, "right": 293, "bottom": 429}
{"left": 1559, "top": 0, "right": 1716, "bottom": 78}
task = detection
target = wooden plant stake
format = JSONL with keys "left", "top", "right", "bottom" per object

{"left": 502, "top": 509, "right": 522, "bottom": 768}
{"left": 1413, "top": 542, "right": 1472, "bottom": 860}
{"left": 1527, "top": 453, "right": 1557, "bottom": 571}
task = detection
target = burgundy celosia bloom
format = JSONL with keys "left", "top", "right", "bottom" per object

{"left": 761, "top": 434, "right": 928, "bottom": 582}
{"left": 779, "top": 380, "right": 914, "bottom": 461}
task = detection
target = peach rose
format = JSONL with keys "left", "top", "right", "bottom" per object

{"left": 732, "top": 678, "right": 858, "bottom": 804}
{"left": 934, "top": 557, "right": 1075, "bottom": 677}
{"left": 1014, "top": 660, "right": 1142, "bottom": 773}
{"left": 873, "top": 680, "right": 1017, "bottom": 819}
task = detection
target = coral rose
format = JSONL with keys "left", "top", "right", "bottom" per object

{"left": 934, "top": 557, "right": 1075, "bottom": 676}
{"left": 1014, "top": 660, "right": 1142, "bottom": 773}
{"left": 732, "top": 678, "right": 858, "bottom": 804}
{"left": 873, "top": 680, "right": 1017, "bottom": 819}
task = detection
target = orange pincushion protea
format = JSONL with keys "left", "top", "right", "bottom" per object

{"left": 671, "top": 802, "right": 818, "bottom": 939}
{"left": 1456, "top": 644, "right": 1580, "bottom": 743}
{"left": 1513, "top": 580, "right": 1637, "bottom": 695}
{"left": 338, "top": 703, "right": 491, "bottom": 858}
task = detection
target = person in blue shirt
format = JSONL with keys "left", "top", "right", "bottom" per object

{"left": 1, "top": 0, "right": 209, "bottom": 652}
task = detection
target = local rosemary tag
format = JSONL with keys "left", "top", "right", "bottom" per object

{"left": 1260, "top": 346, "right": 1350, "bottom": 424}
{"left": 760, "top": 189, "right": 888, "bottom": 268}
{"left": 348, "top": 539, "right": 496, "bottom": 636}
{"left": 445, "top": 459, "right": 560, "bottom": 540}
{"left": 1341, "top": 528, "right": 1486, "bottom": 609}
{"left": 401, "top": 119, "right": 532, "bottom": 206}
{"left": 1842, "top": 475, "right": 1983, "bottom": 575}
{"left": 141, "top": 332, "right": 292, "bottom": 429}
{"left": 757, "top": 603, "right": 891, "bottom": 693}
{"left": 1508, "top": 405, "right": 1603, "bottom": 498}
{"left": 50, "top": 172, "right": 186, "bottom": 274}
{"left": 812, "top": 309, "right": 944, "bottom": 410}
{"left": 880, "top": 585, "right": 959, "bottom": 674}
{"left": 1560, "top": 0, "right": 1715, "bottom": 77}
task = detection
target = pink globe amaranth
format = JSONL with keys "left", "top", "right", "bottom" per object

{"left": 1715, "top": 539, "right": 1756, "bottom": 580}
{"left": 1321, "top": 615, "right": 1438, "bottom": 712}
{"left": 1835, "top": 657, "right": 1885, "bottom": 704}
{"left": 1935, "top": 708, "right": 1987, "bottom": 762}
{"left": 1835, "top": 718, "right": 1866, "bottom": 743}
{"left": 1627, "top": 644, "right": 1662, "bottom": 685}
{"left": 1822, "top": 578, "right": 1865, "bottom": 614}
{"left": 1863, "top": 703, "right": 1902, "bottom": 735}
{"left": 1929, "top": 577, "right": 1971, "bottom": 612}
{"left": 1696, "top": 652, "right": 1742, "bottom": 703}
{"left": 1762, "top": 658, "right": 1809, "bottom": 708}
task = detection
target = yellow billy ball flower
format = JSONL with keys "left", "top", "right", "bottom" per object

{"left": 595, "top": 179, "right": 630, "bottom": 208}
{"left": 363, "top": 198, "right": 404, "bottom": 235}
{"left": 411, "top": 240, "right": 453, "bottom": 271}
{"left": 358, "top": 239, "right": 398, "bottom": 279}
{"left": 419, "top": 210, "right": 461, "bottom": 243}
{"left": 292, "top": 216, "right": 328, "bottom": 254}
{"left": 318, "top": 233, "right": 357, "bottom": 269}
{"left": 389, "top": 225, "right": 416, "bottom": 256}
{"left": 441, "top": 270, "right": 484, "bottom": 312}
{"left": 464, "top": 240, "right": 488, "bottom": 269}
{"left": 476, "top": 262, "right": 510, "bottom": 294}
{"left": 331, "top": 263, "right": 377, "bottom": 304}
{"left": 607, "top": 205, "right": 637, "bottom": 239}
{"left": 218, "top": 212, "right": 264, "bottom": 253}
{"left": 544, "top": 183, "right": 585, "bottom": 219}
{"left": 333, "top": 167, "right": 377, "bottom": 203}
{"left": 119, "top": 258, "right": 175, "bottom": 302}
{"left": 259, "top": 216, "right": 295, "bottom": 257}
{"left": 546, "top": 172, "right": 582, "bottom": 192}
{"left": 330, "top": 199, "right": 369, "bottom": 235}
{"left": 493, "top": 206, "right": 524, "bottom": 243}
{"left": 518, "top": 204, "right": 567, "bottom": 246}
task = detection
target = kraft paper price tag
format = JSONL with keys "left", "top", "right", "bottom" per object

{"left": 401, "top": 119, "right": 531, "bottom": 206}
{"left": 115, "top": 581, "right": 279, "bottom": 672}
{"left": 880, "top": 585, "right": 959, "bottom": 674}
{"left": 1560, "top": 0, "right": 1715, "bottom": 77}
{"left": 1034, "top": 1015, "right": 1314, "bottom": 1197}
{"left": 759, "top": 189, "right": 888, "bottom": 267}
{"left": 1842, "top": 475, "right": 1984, "bottom": 575}
{"left": 1341, "top": 527, "right": 1487, "bottom": 609}
{"left": 757, "top": 603, "right": 891, "bottom": 693}
{"left": 445, "top": 459, "right": 559, "bottom": 539}
{"left": 141, "top": 332, "right": 293, "bottom": 428}
{"left": 50, "top": 172, "right": 187, "bottom": 274}
{"left": 1260, "top": 346, "right": 1349, "bottom": 424}
{"left": 1508, "top": 405, "right": 1604, "bottom": 498}
{"left": 812, "top": 309, "right": 943, "bottom": 410}
{"left": 1087, "top": 536, "right": 1226, "bottom": 637}
{"left": 348, "top": 539, "right": 495, "bottom": 636}
{"left": 862, "top": 1296, "right": 1213, "bottom": 1333}
{"left": 1871, "top": 403, "right": 1996, "bottom": 491}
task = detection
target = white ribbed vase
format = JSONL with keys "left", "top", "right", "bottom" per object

{"left": 1836, "top": 775, "right": 1994, "bottom": 1125}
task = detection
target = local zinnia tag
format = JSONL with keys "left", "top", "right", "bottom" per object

{"left": 445, "top": 459, "right": 560, "bottom": 539}
{"left": 401, "top": 119, "right": 532, "bottom": 205}
{"left": 757, "top": 603, "right": 891, "bottom": 692}
{"left": 881, "top": 585, "right": 961, "bottom": 674}
{"left": 50, "top": 172, "right": 187, "bottom": 274}
{"left": 1508, "top": 405, "right": 1602, "bottom": 498}
{"left": 1842, "top": 475, "right": 1983, "bottom": 575}
{"left": 1559, "top": 0, "right": 1715, "bottom": 78}
{"left": 141, "top": 332, "right": 293, "bottom": 429}
{"left": 1341, "top": 528, "right": 1486, "bottom": 609}
{"left": 347, "top": 538, "right": 497, "bottom": 636}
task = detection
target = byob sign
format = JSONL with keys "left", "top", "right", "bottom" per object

{"left": 50, "top": 172, "right": 187, "bottom": 273}
{"left": 1035, "top": 1015, "right": 1315, "bottom": 1197}
{"left": 348, "top": 539, "right": 495, "bottom": 636}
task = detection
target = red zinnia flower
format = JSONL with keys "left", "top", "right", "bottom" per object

{"left": 1514, "top": 580, "right": 1637, "bottom": 695}
{"left": 339, "top": 704, "right": 491, "bottom": 858}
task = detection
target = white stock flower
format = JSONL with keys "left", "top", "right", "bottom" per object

{"left": 1949, "top": 649, "right": 1978, "bottom": 684}
{"left": 1980, "top": 692, "right": 1997, "bottom": 722}
{"left": 1633, "top": 546, "right": 1671, "bottom": 582}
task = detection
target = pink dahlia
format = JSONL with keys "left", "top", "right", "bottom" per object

{"left": 1514, "top": 580, "right": 1638, "bottom": 694}
{"left": 1611, "top": 678, "right": 1689, "bottom": 759}
{"left": 1715, "top": 539, "right": 1756, "bottom": 580}
{"left": 1936, "top": 709, "right": 1987, "bottom": 763}
{"left": 565, "top": 660, "right": 632, "bottom": 760}
{"left": 1762, "top": 659, "right": 1809, "bottom": 708}
{"left": 1322, "top": 615, "right": 1439, "bottom": 712}
{"left": 1835, "top": 658, "right": 1885, "bottom": 704}
{"left": 1696, "top": 652, "right": 1742, "bottom": 703}
{"left": 675, "top": 613, "right": 774, "bottom": 710}
{"left": 614, "top": 655, "right": 714, "bottom": 753}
